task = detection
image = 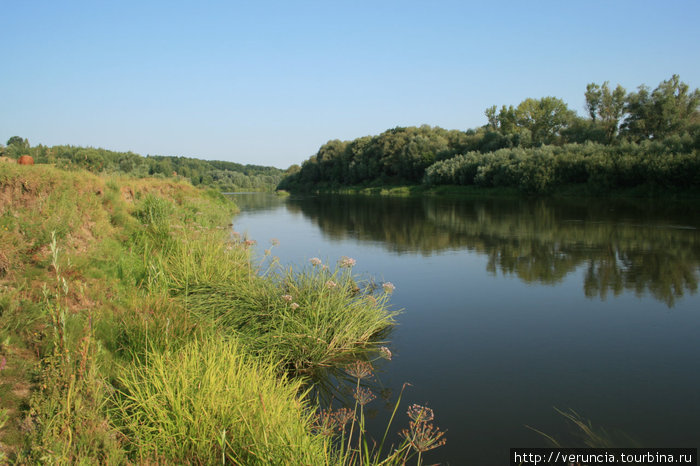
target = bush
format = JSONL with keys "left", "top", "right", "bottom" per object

{"left": 424, "top": 142, "right": 700, "bottom": 194}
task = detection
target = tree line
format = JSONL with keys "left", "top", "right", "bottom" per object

{"left": 0, "top": 140, "right": 287, "bottom": 192}
{"left": 279, "top": 75, "right": 700, "bottom": 194}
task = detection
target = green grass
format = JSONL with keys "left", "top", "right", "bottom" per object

{"left": 177, "top": 260, "right": 399, "bottom": 374}
{"left": 112, "top": 338, "right": 331, "bottom": 465}
{"left": 0, "top": 163, "right": 447, "bottom": 465}
{"left": 0, "top": 408, "right": 9, "bottom": 462}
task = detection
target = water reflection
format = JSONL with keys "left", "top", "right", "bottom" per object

{"left": 284, "top": 195, "right": 700, "bottom": 306}
{"left": 224, "top": 192, "right": 288, "bottom": 212}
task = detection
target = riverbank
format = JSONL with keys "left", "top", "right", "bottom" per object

{"left": 0, "top": 165, "right": 430, "bottom": 464}
{"left": 284, "top": 182, "right": 700, "bottom": 200}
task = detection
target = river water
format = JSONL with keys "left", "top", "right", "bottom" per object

{"left": 229, "top": 193, "right": 700, "bottom": 465}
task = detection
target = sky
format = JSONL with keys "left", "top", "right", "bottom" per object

{"left": 2, "top": 0, "right": 699, "bottom": 169}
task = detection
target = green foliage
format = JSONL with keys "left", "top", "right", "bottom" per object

{"left": 280, "top": 125, "right": 470, "bottom": 189}
{"left": 6, "top": 136, "right": 29, "bottom": 148}
{"left": 4, "top": 136, "right": 30, "bottom": 159}
{"left": 425, "top": 141, "right": 700, "bottom": 194}
{"left": 479, "top": 98, "right": 575, "bottom": 147}
{"left": 112, "top": 338, "right": 330, "bottom": 465}
{"left": 585, "top": 82, "right": 626, "bottom": 143}
{"left": 514, "top": 97, "right": 576, "bottom": 146}
{"left": 15, "top": 143, "right": 285, "bottom": 192}
{"left": 622, "top": 74, "right": 700, "bottom": 141}
{"left": 281, "top": 75, "right": 699, "bottom": 193}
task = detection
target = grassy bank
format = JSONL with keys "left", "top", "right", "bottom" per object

{"left": 0, "top": 164, "right": 444, "bottom": 464}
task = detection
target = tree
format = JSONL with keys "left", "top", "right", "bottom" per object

{"left": 622, "top": 75, "right": 700, "bottom": 141}
{"left": 7, "top": 136, "right": 28, "bottom": 147}
{"left": 561, "top": 116, "right": 606, "bottom": 144}
{"left": 515, "top": 97, "right": 575, "bottom": 146}
{"left": 585, "top": 82, "right": 626, "bottom": 143}
{"left": 584, "top": 84, "right": 603, "bottom": 121}
{"left": 285, "top": 164, "right": 301, "bottom": 176}
{"left": 497, "top": 105, "right": 518, "bottom": 135}
{"left": 485, "top": 105, "right": 498, "bottom": 130}
{"left": 483, "top": 105, "right": 521, "bottom": 147}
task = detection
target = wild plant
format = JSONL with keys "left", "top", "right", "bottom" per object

{"left": 0, "top": 407, "right": 8, "bottom": 462}
{"left": 319, "top": 357, "right": 447, "bottom": 465}
{"left": 23, "top": 232, "right": 124, "bottom": 463}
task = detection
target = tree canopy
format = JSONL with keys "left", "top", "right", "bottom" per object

{"left": 2, "top": 142, "right": 286, "bottom": 192}
{"left": 280, "top": 75, "right": 699, "bottom": 194}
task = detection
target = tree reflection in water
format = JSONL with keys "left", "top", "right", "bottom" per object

{"left": 285, "top": 195, "right": 699, "bottom": 307}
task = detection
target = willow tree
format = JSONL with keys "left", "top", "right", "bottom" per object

{"left": 622, "top": 75, "right": 700, "bottom": 141}
{"left": 514, "top": 97, "right": 575, "bottom": 146}
{"left": 585, "top": 81, "right": 627, "bottom": 143}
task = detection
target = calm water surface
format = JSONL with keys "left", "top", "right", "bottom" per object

{"left": 230, "top": 193, "right": 700, "bottom": 465}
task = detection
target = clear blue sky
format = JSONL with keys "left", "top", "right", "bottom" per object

{"left": 2, "top": 0, "right": 699, "bottom": 168}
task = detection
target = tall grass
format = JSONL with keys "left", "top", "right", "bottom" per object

{"left": 0, "top": 408, "right": 8, "bottom": 463}
{"left": 171, "top": 251, "right": 399, "bottom": 374}
{"left": 18, "top": 233, "right": 125, "bottom": 464}
{"left": 111, "top": 338, "right": 331, "bottom": 465}
{"left": 1, "top": 165, "right": 448, "bottom": 464}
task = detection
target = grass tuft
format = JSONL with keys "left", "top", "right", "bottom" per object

{"left": 112, "top": 338, "right": 330, "bottom": 465}
{"left": 176, "top": 257, "right": 399, "bottom": 375}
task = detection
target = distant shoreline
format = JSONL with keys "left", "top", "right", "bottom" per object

{"left": 284, "top": 183, "right": 700, "bottom": 201}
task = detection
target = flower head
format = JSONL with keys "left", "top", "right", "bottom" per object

{"left": 313, "top": 409, "right": 339, "bottom": 436}
{"left": 281, "top": 294, "right": 293, "bottom": 302}
{"left": 382, "top": 282, "right": 395, "bottom": 293}
{"left": 270, "top": 238, "right": 279, "bottom": 246}
{"left": 407, "top": 404, "right": 434, "bottom": 423}
{"left": 379, "top": 346, "right": 392, "bottom": 361}
{"left": 310, "top": 257, "right": 322, "bottom": 266}
{"left": 334, "top": 408, "right": 354, "bottom": 428}
{"left": 400, "top": 421, "right": 446, "bottom": 452}
{"left": 313, "top": 408, "right": 354, "bottom": 436}
{"left": 338, "top": 256, "right": 356, "bottom": 268}
{"left": 353, "top": 386, "right": 376, "bottom": 406}
{"left": 325, "top": 280, "right": 337, "bottom": 289}
{"left": 345, "top": 360, "right": 373, "bottom": 380}
{"left": 244, "top": 239, "right": 256, "bottom": 247}
{"left": 290, "top": 302, "right": 300, "bottom": 310}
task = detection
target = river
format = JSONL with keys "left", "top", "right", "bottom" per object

{"left": 229, "top": 193, "right": 700, "bottom": 465}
